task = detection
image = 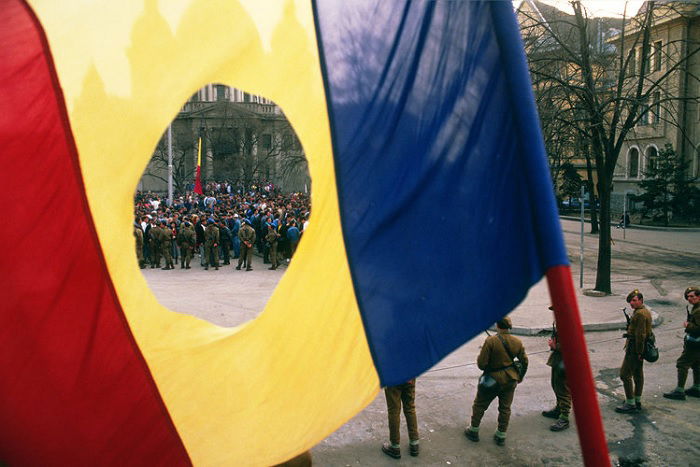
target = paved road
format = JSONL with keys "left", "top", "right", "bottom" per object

{"left": 143, "top": 220, "right": 700, "bottom": 465}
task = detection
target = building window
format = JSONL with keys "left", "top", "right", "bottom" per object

{"left": 645, "top": 146, "right": 658, "bottom": 175}
{"left": 629, "top": 49, "right": 636, "bottom": 76}
{"left": 639, "top": 96, "right": 649, "bottom": 125}
{"left": 651, "top": 91, "right": 661, "bottom": 124}
{"left": 653, "top": 41, "right": 662, "bottom": 72}
{"left": 628, "top": 148, "right": 640, "bottom": 178}
{"left": 261, "top": 134, "right": 272, "bottom": 151}
{"left": 244, "top": 92, "right": 251, "bottom": 103}
{"left": 216, "top": 85, "right": 227, "bottom": 101}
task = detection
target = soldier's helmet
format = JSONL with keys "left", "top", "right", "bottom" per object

{"left": 626, "top": 289, "right": 643, "bottom": 303}
{"left": 684, "top": 286, "right": 700, "bottom": 300}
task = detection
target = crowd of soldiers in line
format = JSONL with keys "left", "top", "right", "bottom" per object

{"left": 132, "top": 185, "right": 310, "bottom": 272}
{"left": 380, "top": 287, "right": 700, "bottom": 459}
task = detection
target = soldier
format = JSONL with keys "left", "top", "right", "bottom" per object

{"left": 381, "top": 379, "right": 420, "bottom": 459}
{"left": 265, "top": 223, "right": 280, "bottom": 270}
{"left": 616, "top": 289, "right": 653, "bottom": 413}
{"left": 236, "top": 219, "right": 256, "bottom": 271}
{"left": 203, "top": 218, "right": 220, "bottom": 271}
{"left": 177, "top": 221, "right": 196, "bottom": 269}
{"left": 663, "top": 286, "right": 700, "bottom": 400}
{"left": 149, "top": 219, "right": 162, "bottom": 269}
{"left": 218, "top": 219, "right": 232, "bottom": 265}
{"left": 160, "top": 220, "right": 174, "bottom": 270}
{"left": 465, "top": 317, "right": 528, "bottom": 446}
{"left": 133, "top": 221, "right": 145, "bottom": 269}
{"left": 541, "top": 307, "right": 571, "bottom": 431}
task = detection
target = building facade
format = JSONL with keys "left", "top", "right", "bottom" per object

{"left": 138, "top": 85, "right": 310, "bottom": 194}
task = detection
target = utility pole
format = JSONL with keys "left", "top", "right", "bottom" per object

{"left": 580, "top": 185, "right": 584, "bottom": 289}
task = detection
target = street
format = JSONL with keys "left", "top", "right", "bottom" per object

{"left": 143, "top": 220, "right": 700, "bottom": 466}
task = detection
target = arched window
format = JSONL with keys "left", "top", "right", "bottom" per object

{"left": 645, "top": 146, "right": 658, "bottom": 176}
{"left": 628, "top": 147, "right": 640, "bottom": 178}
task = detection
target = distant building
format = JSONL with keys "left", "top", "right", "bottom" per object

{"left": 608, "top": 2, "right": 700, "bottom": 213}
{"left": 138, "top": 85, "right": 309, "bottom": 194}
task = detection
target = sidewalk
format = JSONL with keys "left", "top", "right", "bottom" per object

{"left": 560, "top": 215, "right": 700, "bottom": 232}
{"left": 502, "top": 274, "right": 663, "bottom": 336}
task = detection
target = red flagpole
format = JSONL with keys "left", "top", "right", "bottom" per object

{"left": 546, "top": 265, "right": 610, "bottom": 467}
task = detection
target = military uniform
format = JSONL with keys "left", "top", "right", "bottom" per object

{"left": 133, "top": 225, "right": 145, "bottom": 268}
{"left": 237, "top": 222, "right": 256, "bottom": 271}
{"left": 467, "top": 323, "right": 528, "bottom": 445}
{"left": 177, "top": 224, "right": 196, "bottom": 269}
{"left": 382, "top": 379, "right": 419, "bottom": 459}
{"left": 160, "top": 223, "right": 174, "bottom": 269}
{"left": 543, "top": 331, "right": 571, "bottom": 430}
{"left": 265, "top": 227, "right": 279, "bottom": 270}
{"left": 150, "top": 225, "right": 162, "bottom": 268}
{"left": 617, "top": 292, "right": 652, "bottom": 413}
{"left": 203, "top": 222, "right": 220, "bottom": 270}
{"left": 664, "top": 287, "right": 700, "bottom": 400}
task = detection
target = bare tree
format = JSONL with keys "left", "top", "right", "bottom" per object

{"left": 143, "top": 138, "right": 196, "bottom": 194}
{"left": 520, "top": 1, "right": 700, "bottom": 293}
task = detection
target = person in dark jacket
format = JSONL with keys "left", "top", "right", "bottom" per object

{"left": 663, "top": 286, "right": 700, "bottom": 400}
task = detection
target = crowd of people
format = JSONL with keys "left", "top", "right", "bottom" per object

{"left": 380, "top": 287, "right": 700, "bottom": 459}
{"left": 133, "top": 183, "right": 310, "bottom": 272}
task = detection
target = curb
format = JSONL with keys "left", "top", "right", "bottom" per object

{"left": 560, "top": 215, "right": 700, "bottom": 232}
{"left": 493, "top": 310, "right": 663, "bottom": 337}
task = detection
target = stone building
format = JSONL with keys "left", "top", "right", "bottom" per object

{"left": 609, "top": 2, "right": 700, "bottom": 213}
{"left": 138, "top": 84, "right": 309, "bottom": 194}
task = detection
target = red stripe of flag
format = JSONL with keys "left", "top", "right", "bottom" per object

{"left": 0, "top": 1, "right": 191, "bottom": 464}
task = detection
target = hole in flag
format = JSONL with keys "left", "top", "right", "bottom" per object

{"left": 133, "top": 84, "right": 310, "bottom": 327}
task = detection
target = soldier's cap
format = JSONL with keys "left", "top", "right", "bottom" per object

{"left": 685, "top": 286, "right": 700, "bottom": 299}
{"left": 496, "top": 317, "right": 512, "bottom": 329}
{"left": 207, "top": 217, "right": 215, "bottom": 223}
{"left": 626, "top": 289, "right": 643, "bottom": 303}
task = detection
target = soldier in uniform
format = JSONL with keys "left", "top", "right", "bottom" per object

{"left": 465, "top": 317, "right": 528, "bottom": 446}
{"left": 265, "top": 223, "right": 280, "bottom": 270}
{"left": 218, "top": 219, "right": 232, "bottom": 265}
{"left": 663, "top": 286, "right": 700, "bottom": 400}
{"left": 149, "top": 219, "right": 162, "bottom": 269}
{"left": 133, "top": 221, "right": 145, "bottom": 269}
{"left": 616, "top": 289, "right": 653, "bottom": 413}
{"left": 541, "top": 307, "right": 571, "bottom": 431}
{"left": 177, "top": 221, "right": 196, "bottom": 269}
{"left": 203, "top": 218, "right": 220, "bottom": 271}
{"left": 381, "top": 379, "right": 419, "bottom": 459}
{"left": 160, "top": 220, "right": 174, "bottom": 270}
{"left": 236, "top": 219, "right": 256, "bottom": 271}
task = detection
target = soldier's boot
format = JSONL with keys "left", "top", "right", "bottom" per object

{"left": 493, "top": 432, "right": 506, "bottom": 447}
{"left": 685, "top": 384, "right": 700, "bottom": 398}
{"left": 409, "top": 441, "right": 419, "bottom": 457}
{"left": 236, "top": 265, "right": 241, "bottom": 270}
{"left": 615, "top": 401, "right": 638, "bottom": 413}
{"left": 381, "top": 443, "right": 400, "bottom": 459}
{"left": 204, "top": 265, "right": 208, "bottom": 270}
{"left": 541, "top": 408, "right": 560, "bottom": 419}
{"left": 181, "top": 263, "right": 185, "bottom": 269}
{"left": 550, "top": 418, "right": 570, "bottom": 432}
{"left": 663, "top": 388, "right": 686, "bottom": 401}
{"left": 464, "top": 428, "right": 479, "bottom": 442}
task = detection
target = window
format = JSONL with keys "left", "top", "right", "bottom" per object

{"left": 651, "top": 91, "right": 661, "bottom": 124}
{"left": 261, "top": 134, "right": 272, "bottom": 151}
{"left": 653, "top": 41, "right": 662, "bottom": 72}
{"left": 243, "top": 92, "right": 251, "bottom": 103}
{"left": 216, "top": 85, "right": 227, "bottom": 101}
{"left": 628, "top": 49, "right": 636, "bottom": 76}
{"left": 628, "top": 148, "right": 640, "bottom": 178}
{"left": 639, "top": 96, "right": 649, "bottom": 125}
{"left": 645, "top": 146, "right": 658, "bottom": 175}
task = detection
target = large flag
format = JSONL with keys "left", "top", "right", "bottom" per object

{"left": 0, "top": 1, "right": 607, "bottom": 466}
{"left": 194, "top": 136, "right": 203, "bottom": 195}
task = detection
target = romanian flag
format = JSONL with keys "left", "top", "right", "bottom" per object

{"left": 194, "top": 136, "right": 203, "bottom": 195}
{"left": 0, "top": 1, "right": 607, "bottom": 466}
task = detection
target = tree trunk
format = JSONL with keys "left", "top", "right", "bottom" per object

{"left": 584, "top": 156, "right": 599, "bottom": 233}
{"left": 594, "top": 176, "right": 612, "bottom": 294}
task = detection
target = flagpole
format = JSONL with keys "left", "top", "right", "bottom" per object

{"left": 167, "top": 124, "right": 173, "bottom": 206}
{"left": 546, "top": 265, "right": 610, "bottom": 467}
